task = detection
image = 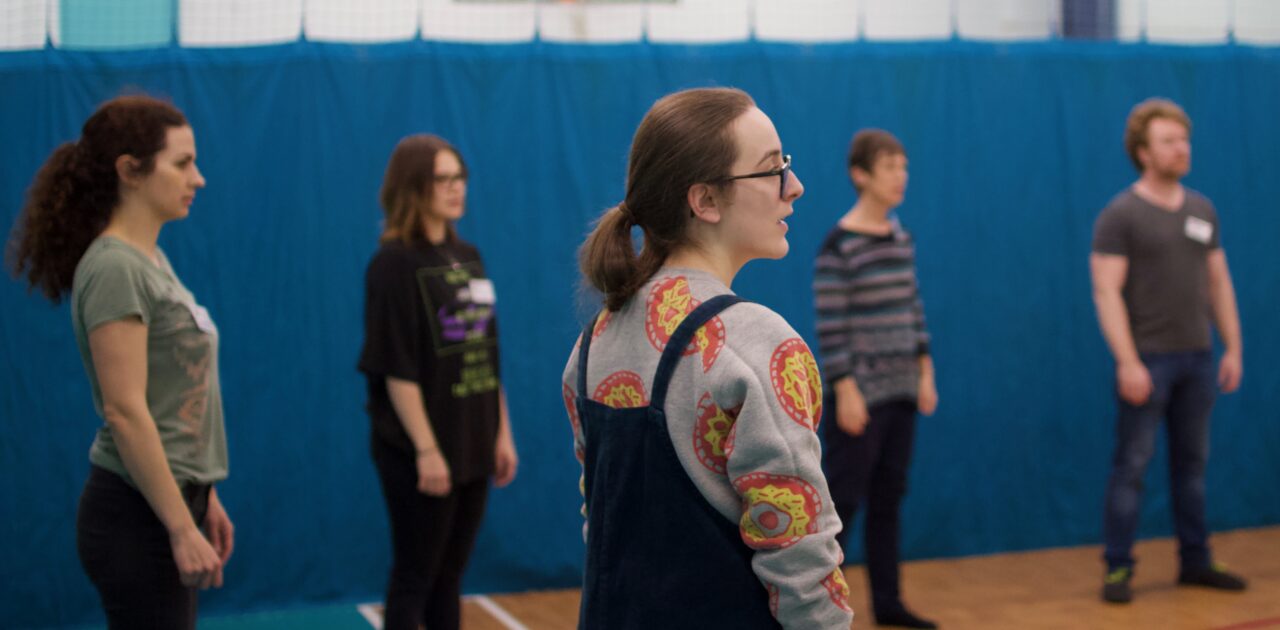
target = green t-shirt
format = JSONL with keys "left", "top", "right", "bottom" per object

{"left": 71, "top": 236, "right": 228, "bottom": 485}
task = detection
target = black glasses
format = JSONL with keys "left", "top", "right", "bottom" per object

{"left": 713, "top": 154, "right": 792, "bottom": 199}
{"left": 433, "top": 173, "right": 467, "bottom": 186}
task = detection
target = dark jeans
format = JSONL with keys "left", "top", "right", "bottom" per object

{"left": 77, "top": 465, "right": 210, "bottom": 630}
{"left": 1103, "top": 350, "right": 1216, "bottom": 572}
{"left": 373, "top": 438, "right": 489, "bottom": 630}
{"left": 821, "top": 397, "right": 918, "bottom": 615}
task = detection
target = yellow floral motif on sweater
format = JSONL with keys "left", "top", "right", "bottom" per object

{"left": 734, "top": 472, "right": 821, "bottom": 549}
{"left": 593, "top": 371, "right": 648, "bottom": 409}
{"left": 770, "top": 338, "right": 824, "bottom": 430}
{"left": 781, "top": 352, "right": 820, "bottom": 419}
{"left": 822, "top": 568, "right": 853, "bottom": 612}
{"left": 656, "top": 278, "right": 711, "bottom": 355}
{"left": 645, "top": 276, "right": 728, "bottom": 371}
{"left": 703, "top": 408, "right": 733, "bottom": 457}
{"left": 603, "top": 384, "right": 643, "bottom": 408}
{"left": 694, "top": 393, "right": 740, "bottom": 474}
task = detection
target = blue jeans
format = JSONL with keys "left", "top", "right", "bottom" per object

{"left": 1103, "top": 350, "right": 1216, "bottom": 572}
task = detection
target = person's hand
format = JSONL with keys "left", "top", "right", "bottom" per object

{"left": 1117, "top": 360, "right": 1153, "bottom": 406}
{"left": 918, "top": 371, "right": 938, "bottom": 416}
{"left": 169, "top": 524, "right": 222, "bottom": 589}
{"left": 202, "top": 489, "right": 234, "bottom": 589}
{"left": 836, "top": 387, "right": 870, "bottom": 436}
{"left": 1218, "top": 351, "right": 1242, "bottom": 393}
{"left": 416, "top": 449, "right": 451, "bottom": 497}
{"left": 494, "top": 434, "right": 519, "bottom": 488}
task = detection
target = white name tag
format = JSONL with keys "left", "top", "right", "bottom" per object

{"left": 1185, "top": 216, "right": 1213, "bottom": 244}
{"left": 189, "top": 304, "right": 217, "bottom": 334}
{"left": 469, "top": 278, "right": 496, "bottom": 305}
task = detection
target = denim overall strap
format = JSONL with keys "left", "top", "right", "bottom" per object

{"left": 577, "top": 314, "right": 597, "bottom": 400}
{"left": 574, "top": 293, "right": 778, "bottom": 629}
{"left": 649, "top": 294, "right": 744, "bottom": 411}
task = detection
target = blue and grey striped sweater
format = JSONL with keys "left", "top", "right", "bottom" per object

{"left": 813, "top": 219, "right": 930, "bottom": 406}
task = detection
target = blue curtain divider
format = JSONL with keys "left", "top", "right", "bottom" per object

{"left": 2, "top": 41, "right": 1278, "bottom": 629}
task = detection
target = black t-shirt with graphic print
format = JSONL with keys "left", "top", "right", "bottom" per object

{"left": 358, "top": 238, "right": 501, "bottom": 483}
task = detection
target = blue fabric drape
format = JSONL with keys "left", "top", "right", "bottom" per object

{"left": 2, "top": 41, "right": 1277, "bottom": 629}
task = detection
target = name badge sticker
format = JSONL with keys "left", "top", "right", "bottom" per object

{"left": 189, "top": 304, "right": 217, "bottom": 334}
{"left": 1185, "top": 216, "right": 1213, "bottom": 244}
{"left": 469, "top": 279, "right": 496, "bottom": 305}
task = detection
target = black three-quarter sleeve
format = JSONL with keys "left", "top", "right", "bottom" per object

{"left": 358, "top": 247, "right": 423, "bottom": 382}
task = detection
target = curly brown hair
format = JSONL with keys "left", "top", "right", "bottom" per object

{"left": 7, "top": 94, "right": 187, "bottom": 303}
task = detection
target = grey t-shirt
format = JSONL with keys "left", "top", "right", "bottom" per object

{"left": 1092, "top": 187, "right": 1221, "bottom": 353}
{"left": 71, "top": 236, "right": 229, "bottom": 485}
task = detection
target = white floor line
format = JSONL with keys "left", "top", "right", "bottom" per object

{"left": 356, "top": 602, "right": 383, "bottom": 629}
{"left": 468, "top": 594, "right": 531, "bottom": 630}
{"left": 356, "top": 596, "right": 525, "bottom": 630}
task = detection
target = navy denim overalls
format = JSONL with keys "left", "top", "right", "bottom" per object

{"left": 575, "top": 295, "right": 781, "bottom": 629}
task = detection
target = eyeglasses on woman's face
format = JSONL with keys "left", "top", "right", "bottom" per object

{"left": 433, "top": 173, "right": 467, "bottom": 187}
{"left": 713, "top": 154, "right": 792, "bottom": 200}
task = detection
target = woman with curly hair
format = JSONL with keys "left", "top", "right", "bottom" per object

{"left": 8, "top": 94, "right": 231, "bottom": 629}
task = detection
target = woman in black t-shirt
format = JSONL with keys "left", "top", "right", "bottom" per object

{"left": 358, "top": 134, "right": 517, "bottom": 630}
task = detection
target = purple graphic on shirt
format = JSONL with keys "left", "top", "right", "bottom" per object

{"left": 438, "top": 303, "right": 493, "bottom": 343}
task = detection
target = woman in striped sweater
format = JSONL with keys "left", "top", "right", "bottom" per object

{"left": 813, "top": 129, "right": 937, "bottom": 629}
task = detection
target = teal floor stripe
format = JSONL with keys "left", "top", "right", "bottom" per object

{"left": 200, "top": 603, "right": 372, "bottom": 630}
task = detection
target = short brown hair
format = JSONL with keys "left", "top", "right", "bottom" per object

{"left": 379, "top": 134, "right": 465, "bottom": 244}
{"left": 1124, "top": 98, "right": 1191, "bottom": 172}
{"left": 579, "top": 87, "right": 754, "bottom": 311}
{"left": 847, "top": 129, "right": 904, "bottom": 191}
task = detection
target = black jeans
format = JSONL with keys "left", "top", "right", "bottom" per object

{"left": 373, "top": 439, "right": 490, "bottom": 630}
{"left": 77, "top": 465, "right": 210, "bottom": 630}
{"left": 821, "top": 397, "right": 919, "bottom": 615}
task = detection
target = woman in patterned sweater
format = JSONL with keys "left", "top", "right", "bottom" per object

{"left": 562, "top": 87, "right": 853, "bottom": 629}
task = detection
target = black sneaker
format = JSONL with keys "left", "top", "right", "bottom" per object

{"left": 875, "top": 605, "right": 938, "bottom": 629}
{"left": 1102, "top": 567, "right": 1133, "bottom": 604}
{"left": 1178, "top": 563, "right": 1247, "bottom": 591}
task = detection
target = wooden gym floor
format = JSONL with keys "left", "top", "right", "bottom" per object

{"left": 457, "top": 525, "right": 1280, "bottom": 630}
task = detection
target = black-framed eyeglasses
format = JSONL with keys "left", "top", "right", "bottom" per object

{"left": 433, "top": 173, "right": 468, "bottom": 186}
{"left": 713, "top": 154, "right": 792, "bottom": 199}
